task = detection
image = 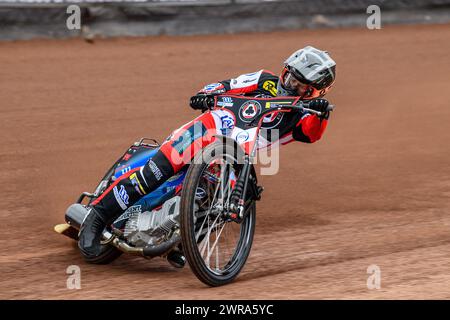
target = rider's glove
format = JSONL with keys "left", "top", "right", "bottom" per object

{"left": 308, "top": 98, "right": 330, "bottom": 120}
{"left": 190, "top": 94, "right": 215, "bottom": 112}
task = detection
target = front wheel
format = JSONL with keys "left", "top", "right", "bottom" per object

{"left": 180, "top": 142, "right": 256, "bottom": 287}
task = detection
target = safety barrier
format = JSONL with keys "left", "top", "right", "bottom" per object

{"left": 0, "top": 0, "right": 449, "bottom": 40}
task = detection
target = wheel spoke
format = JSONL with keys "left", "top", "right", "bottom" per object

{"left": 195, "top": 177, "right": 221, "bottom": 242}
{"left": 206, "top": 222, "right": 226, "bottom": 263}
{"left": 199, "top": 212, "right": 221, "bottom": 258}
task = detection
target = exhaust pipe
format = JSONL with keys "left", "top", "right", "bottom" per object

{"left": 65, "top": 203, "right": 89, "bottom": 229}
{"left": 107, "top": 232, "right": 180, "bottom": 258}
{"left": 142, "top": 233, "right": 181, "bottom": 258}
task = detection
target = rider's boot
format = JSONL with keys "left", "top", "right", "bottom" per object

{"left": 78, "top": 207, "right": 111, "bottom": 257}
{"left": 78, "top": 151, "right": 175, "bottom": 257}
{"left": 78, "top": 176, "right": 147, "bottom": 257}
{"left": 78, "top": 179, "right": 143, "bottom": 257}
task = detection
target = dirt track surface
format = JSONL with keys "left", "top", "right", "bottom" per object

{"left": 1, "top": 24, "right": 450, "bottom": 299}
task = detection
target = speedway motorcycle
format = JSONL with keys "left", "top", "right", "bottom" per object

{"left": 55, "top": 95, "right": 334, "bottom": 286}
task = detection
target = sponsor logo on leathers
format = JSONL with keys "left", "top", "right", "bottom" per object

{"left": 230, "top": 70, "right": 263, "bottom": 89}
{"left": 114, "top": 185, "right": 130, "bottom": 210}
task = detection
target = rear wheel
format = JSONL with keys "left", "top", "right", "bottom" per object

{"left": 180, "top": 142, "right": 256, "bottom": 286}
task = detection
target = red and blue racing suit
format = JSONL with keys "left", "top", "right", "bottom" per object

{"left": 90, "top": 70, "right": 329, "bottom": 220}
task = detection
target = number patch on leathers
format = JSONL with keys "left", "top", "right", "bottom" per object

{"left": 171, "top": 122, "right": 207, "bottom": 155}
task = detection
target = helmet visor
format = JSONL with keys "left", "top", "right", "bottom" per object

{"left": 283, "top": 71, "right": 312, "bottom": 96}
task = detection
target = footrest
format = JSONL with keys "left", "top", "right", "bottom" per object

{"left": 255, "top": 186, "right": 264, "bottom": 200}
{"left": 54, "top": 223, "right": 79, "bottom": 240}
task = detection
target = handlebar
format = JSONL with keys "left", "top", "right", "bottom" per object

{"left": 248, "top": 101, "right": 335, "bottom": 126}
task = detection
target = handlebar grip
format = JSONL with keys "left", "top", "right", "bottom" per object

{"left": 326, "top": 104, "right": 335, "bottom": 112}
{"left": 301, "top": 104, "right": 335, "bottom": 117}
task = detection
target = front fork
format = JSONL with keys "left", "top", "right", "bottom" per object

{"left": 228, "top": 155, "right": 252, "bottom": 221}
{"left": 227, "top": 138, "right": 263, "bottom": 222}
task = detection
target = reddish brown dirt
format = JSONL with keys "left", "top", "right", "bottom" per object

{"left": 1, "top": 24, "right": 450, "bottom": 299}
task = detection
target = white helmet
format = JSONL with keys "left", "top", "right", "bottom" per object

{"left": 278, "top": 46, "right": 336, "bottom": 99}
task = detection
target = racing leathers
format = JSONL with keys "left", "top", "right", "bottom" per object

{"left": 79, "top": 69, "right": 329, "bottom": 256}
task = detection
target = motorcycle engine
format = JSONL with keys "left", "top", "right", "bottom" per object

{"left": 123, "top": 196, "right": 180, "bottom": 247}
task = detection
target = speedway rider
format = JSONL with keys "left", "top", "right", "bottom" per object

{"left": 78, "top": 46, "right": 337, "bottom": 259}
